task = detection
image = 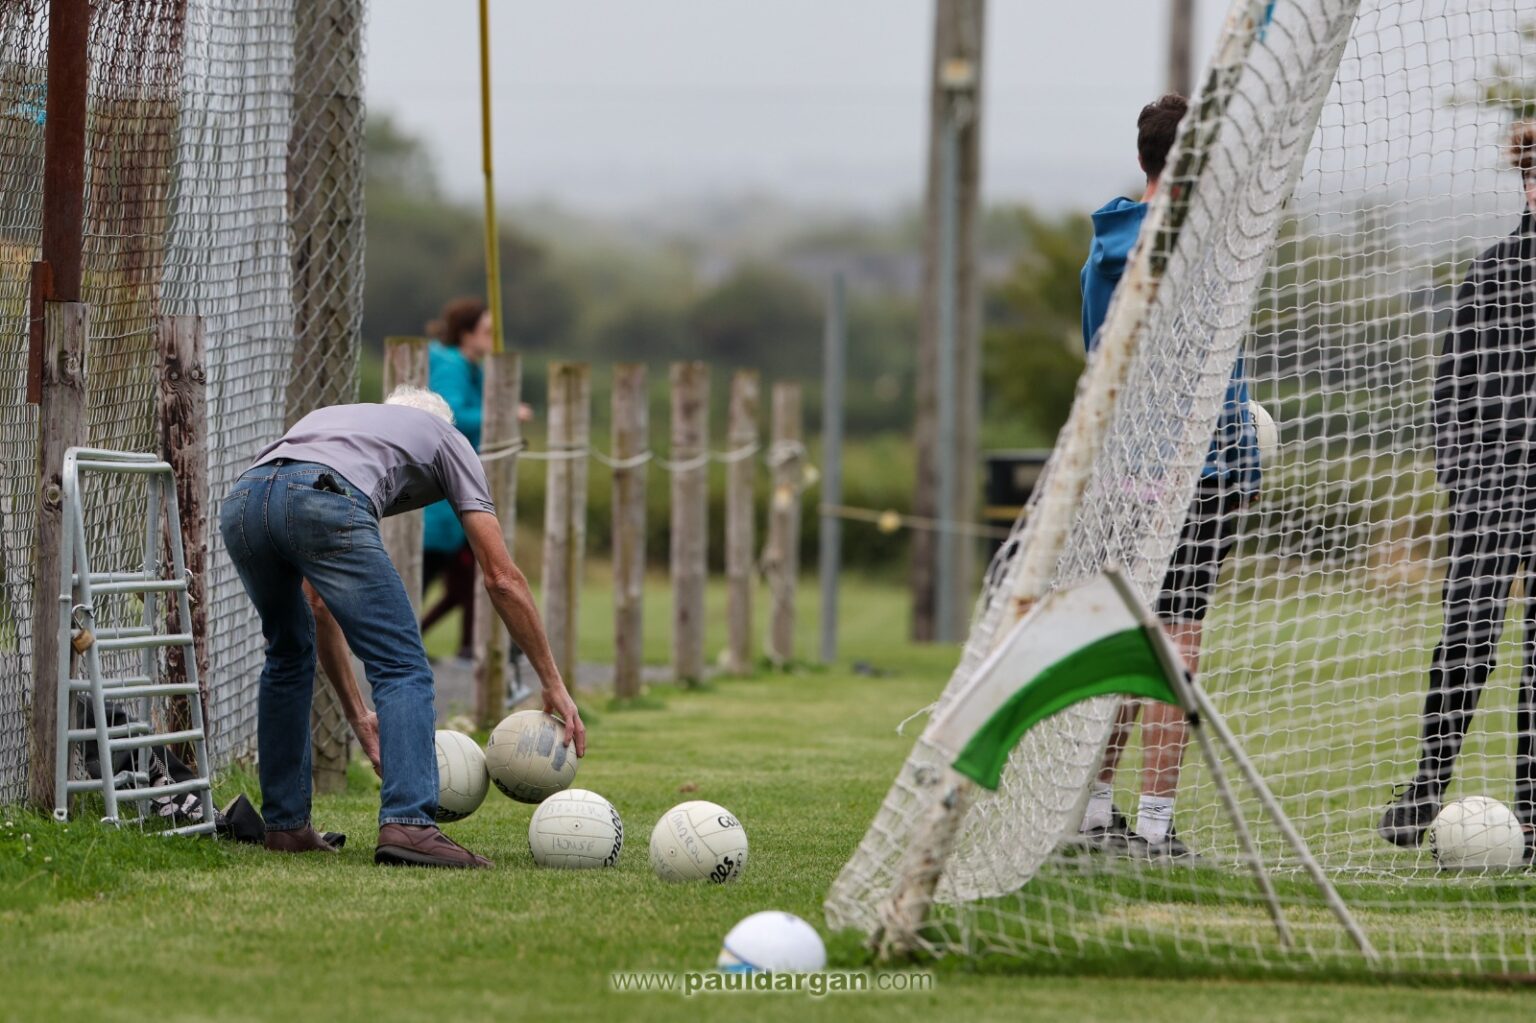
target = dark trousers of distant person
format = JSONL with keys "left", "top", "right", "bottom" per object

{"left": 422, "top": 545, "right": 476, "bottom": 658}
{"left": 1412, "top": 471, "right": 1536, "bottom": 829}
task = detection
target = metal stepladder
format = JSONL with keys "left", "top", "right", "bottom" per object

{"left": 53, "top": 447, "right": 215, "bottom": 835}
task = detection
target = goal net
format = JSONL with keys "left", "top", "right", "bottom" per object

{"left": 0, "top": 0, "right": 364, "bottom": 803}
{"left": 828, "top": 0, "right": 1536, "bottom": 976}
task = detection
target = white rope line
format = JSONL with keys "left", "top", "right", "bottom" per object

{"left": 482, "top": 441, "right": 766, "bottom": 472}
{"left": 519, "top": 445, "right": 590, "bottom": 463}
{"left": 591, "top": 449, "right": 654, "bottom": 471}
{"left": 479, "top": 441, "right": 1004, "bottom": 541}
{"left": 765, "top": 440, "right": 807, "bottom": 468}
{"left": 654, "top": 452, "right": 712, "bottom": 474}
{"left": 817, "top": 502, "right": 1014, "bottom": 540}
{"left": 478, "top": 437, "right": 528, "bottom": 463}
{"left": 712, "top": 441, "right": 761, "bottom": 465}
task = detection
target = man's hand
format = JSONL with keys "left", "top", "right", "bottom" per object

{"left": 543, "top": 679, "right": 587, "bottom": 757}
{"left": 351, "top": 710, "right": 382, "bottom": 777}
{"left": 462, "top": 511, "right": 587, "bottom": 758}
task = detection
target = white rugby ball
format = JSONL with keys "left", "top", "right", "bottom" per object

{"left": 1428, "top": 796, "right": 1527, "bottom": 871}
{"left": 717, "top": 911, "right": 826, "bottom": 973}
{"left": 433, "top": 729, "right": 489, "bottom": 823}
{"left": 1248, "top": 400, "right": 1278, "bottom": 468}
{"left": 485, "top": 710, "right": 578, "bottom": 804}
{"left": 528, "top": 789, "right": 623, "bottom": 869}
{"left": 650, "top": 800, "right": 749, "bottom": 883}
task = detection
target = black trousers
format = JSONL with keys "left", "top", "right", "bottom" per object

{"left": 1415, "top": 475, "right": 1536, "bottom": 826}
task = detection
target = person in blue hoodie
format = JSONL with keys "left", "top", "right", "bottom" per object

{"left": 421, "top": 298, "right": 492, "bottom": 661}
{"left": 1073, "top": 94, "right": 1261, "bottom": 860}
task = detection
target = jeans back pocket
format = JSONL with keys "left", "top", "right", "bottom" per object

{"left": 219, "top": 487, "right": 251, "bottom": 562}
{"left": 285, "top": 484, "right": 356, "bottom": 560}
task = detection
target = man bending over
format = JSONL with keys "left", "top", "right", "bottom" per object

{"left": 221, "top": 386, "right": 584, "bottom": 868}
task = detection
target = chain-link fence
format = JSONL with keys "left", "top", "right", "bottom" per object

{"left": 0, "top": 0, "right": 365, "bottom": 803}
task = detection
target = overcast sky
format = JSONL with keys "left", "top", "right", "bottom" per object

{"left": 364, "top": 1, "right": 1232, "bottom": 214}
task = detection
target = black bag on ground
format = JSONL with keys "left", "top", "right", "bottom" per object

{"left": 78, "top": 698, "right": 204, "bottom": 824}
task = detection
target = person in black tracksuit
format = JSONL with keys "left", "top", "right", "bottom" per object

{"left": 1380, "top": 194, "right": 1536, "bottom": 855}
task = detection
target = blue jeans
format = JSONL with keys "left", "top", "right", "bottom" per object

{"left": 219, "top": 460, "right": 438, "bottom": 829}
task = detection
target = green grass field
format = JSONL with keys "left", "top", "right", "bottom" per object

{"left": 5, "top": 576, "right": 1536, "bottom": 1021}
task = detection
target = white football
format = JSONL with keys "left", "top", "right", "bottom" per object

{"left": 1248, "top": 400, "right": 1278, "bottom": 468}
{"left": 717, "top": 911, "right": 826, "bottom": 973}
{"left": 433, "top": 729, "right": 489, "bottom": 823}
{"left": 528, "top": 789, "right": 624, "bottom": 869}
{"left": 1428, "top": 796, "right": 1527, "bottom": 871}
{"left": 650, "top": 800, "right": 749, "bottom": 883}
{"left": 485, "top": 710, "right": 578, "bottom": 804}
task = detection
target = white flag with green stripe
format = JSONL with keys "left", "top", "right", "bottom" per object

{"left": 928, "top": 570, "right": 1183, "bottom": 791}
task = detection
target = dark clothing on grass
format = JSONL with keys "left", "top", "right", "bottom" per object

{"left": 1416, "top": 209, "right": 1536, "bottom": 826}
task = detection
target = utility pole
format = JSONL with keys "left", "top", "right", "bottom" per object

{"left": 912, "top": 0, "right": 984, "bottom": 643}
{"left": 1167, "top": 0, "right": 1196, "bottom": 96}
{"left": 819, "top": 273, "right": 846, "bottom": 665}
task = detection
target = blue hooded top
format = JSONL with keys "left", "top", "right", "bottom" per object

{"left": 423, "top": 340, "right": 485, "bottom": 554}
{"left": 1080, "top": 196, "right": 1260, "bottom": 496}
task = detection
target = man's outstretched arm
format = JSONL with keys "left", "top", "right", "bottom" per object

{"left": 461, "top": 510, "right": 586, "bottom": 757}
{"left": 302, "top": 579, "right": 382, "bottom": 775}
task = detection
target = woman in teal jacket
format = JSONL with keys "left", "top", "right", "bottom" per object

{"left": 421, "top": 298, "right": 492, "bottom": 660}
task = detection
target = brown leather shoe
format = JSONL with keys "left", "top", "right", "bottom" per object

{"left": 265, "top": 824, "right": 340, "bottom": 854}
{"left": 375, "top": 823, "right": 493, "bottom": 869}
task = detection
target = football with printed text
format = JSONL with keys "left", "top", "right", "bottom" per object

{"left": 649, "top": 800, "right": 749, "bottom": 883}
{"left": 528, "top": 789, "right": 624, "bottom": 868}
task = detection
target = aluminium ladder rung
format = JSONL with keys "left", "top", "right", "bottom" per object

{"left": 68, "top": 773, "right": 145, "bottom": 793}
{"left": 93, "top": 626, "right": 154, "bottom": 641}
{"left": 70, "top": 683, "right": 199, "bottom": 701}
{"left": 91, "top": 777, "right": 211, "bottom": 803}
{"left": 67, "top": 722, "right": 151, "bottom": 741}
{"left": 101, "top": 728, "right": 204, "bottom": 752}
{"left": 101, "top": 725, "right": 204, "bottom": 749}
{"left": 68, "top": 675, "right": 151, "bottom": 691}
{"left": 89, "top": 579, "right": 186, "bottom": 595}
{"left": 93, "top": 633, "right": 193, "bottom": 652}
{"left": 74, "top": 570, "right": 181, "bottom": 585}
{"left": 74, "top": 458, "right": 173, "bottom": 475}
{"left": 160, "top": 821, "right": 218, "bottom": 837}
{"left": 67, "top": 447, "right": 161, "bottom": 462}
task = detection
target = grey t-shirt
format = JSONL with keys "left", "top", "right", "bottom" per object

{"left": 251, "top": 404, "right": 495, "bottom": 520}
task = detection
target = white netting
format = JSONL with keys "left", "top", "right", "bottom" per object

{"left": 0, "top": 0, "right": 363, "bottom": 800}
{"left": 0, "top": 3, "right": 46, "bottom": 806}
{"left": 830, "top": 0, "right": 1536, "bottom": 976}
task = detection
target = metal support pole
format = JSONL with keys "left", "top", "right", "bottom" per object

{"left": 819, "top": 274, "right": 846, "bottom": 664}
{"left": 1111, "top": 569, "right": 1380, "bottom": 964}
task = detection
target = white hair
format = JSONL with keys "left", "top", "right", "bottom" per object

{"left": 385, "top": 385, "right": 454, "bottom": 425}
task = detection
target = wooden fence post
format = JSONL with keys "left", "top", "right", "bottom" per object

{"left": 380, "top": 337, "right": 428, "bottom": 614}
{"left": 670, "top": 362, "right": 709, "bottom": 686}
{"left": 156, "top": 315, "right": 209, "bottom": 765}
{"left": 29, "top": 301, "right": 88, "bottom": 810}
{"left": 542, "top": 362, "right": 590, "bottom": 683}
{"left": 724, "top": 370, "right": 759, "bottom": 675}
{"left": 612, "top": 364, "right": 648, "bottom": 700}
{"left": 473, "top": 351, "right": 521, "bottom": 727}
{"left": 765, "top": 382, "right": 803, "bottom": 668}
